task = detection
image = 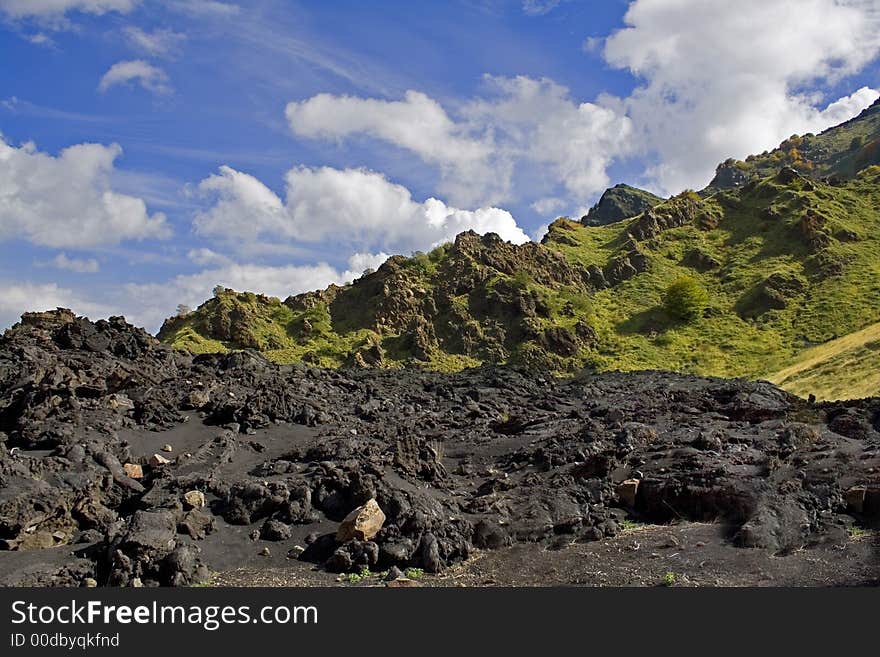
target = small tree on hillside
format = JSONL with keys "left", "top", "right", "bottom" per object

{"left": 664, "top": 277, "right": 709, "bottom": 321}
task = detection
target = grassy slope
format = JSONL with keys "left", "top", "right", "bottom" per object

{"left": 768, "top": 321, "right": 880, "bottom": 401}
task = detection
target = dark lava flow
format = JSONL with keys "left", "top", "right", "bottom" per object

{"left": 1, "top": 310, "right": 878, "bottom": 586}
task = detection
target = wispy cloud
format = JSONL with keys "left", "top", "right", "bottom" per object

{"left": 163, "top": 0, "right": 239, "bottom": 18}
{"left": 98, "top": 60, "right": 172, "bottom": 95}
{"left": 47, "top": 253, "right": 100, "bottom": 273}
{"left": 123, "top": 26, "right": 186, "bottom": 58}
{"left": 1, "top": 96, "right": 115, "bottom": 123}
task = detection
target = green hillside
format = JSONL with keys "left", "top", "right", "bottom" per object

{"left": 159, "top": 100, "right": 880, "bottom": 399}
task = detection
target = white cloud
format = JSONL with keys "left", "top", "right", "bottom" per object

{"left": 344, "top": 251, "right": 390, "bottom": 277}
{"left": 0, "top": 135, "right": 170, "bottom": 248}
{"left": 0, "top": 0, "right": 136, "bottom": 19}
{"left": 28, "top": 32, "right": 54, "bottom": 46}
{"left": 603, "top": 0, "right": 880, "bottom": 194}
{"left": 286, "top": 91, "right": 498, "bottom": 206}
{"left": 51, "top": 253, "right": 100, "bottom": 273}
{"left": 98, "top": 60, "right": 172, "bottom": 95}
{"left": 286, "top": 77, "right": 632, "bottom": 207}
{"left": 187, "top": 247, "right": 232, "bottom": 267}
{"left": 530, "top": 223, "right": 550, "bottom": 242}
{"left": 123, "top": 26, "right": 186, "bottom": 57}
{"left": 193, "top": 164, "right": 530, "bottom": 253}
{"left": 530, "top": 197, "right": 565, "bottom": 215}
{"left": 0, "top": 281, "right": 110, "bottom": 330}
{"left": 464, "top": 76, "right": 633, "bottom": 200}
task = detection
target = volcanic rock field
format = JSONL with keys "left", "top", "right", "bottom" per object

{"left": 1, "top": 310, "right": 878, "bottom": 587}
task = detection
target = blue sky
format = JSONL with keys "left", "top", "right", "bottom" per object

{"left": 2, "top": 0, "right": 880, "bottom": 331}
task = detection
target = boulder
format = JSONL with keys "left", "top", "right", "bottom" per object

{"left": 260, "top": 519, "right": 292, "bottom": 541}
{"left": 336, "top": 499, "right": 386, "bottom": 543}
{"left": 845, "top": 486, "right": 867, "bottom": 514}
{"left": 183, "top": 490, "right": 206, "bottom": 509}
{"left": 122, "top": 463, "right": 143, "bottom": 480}
{"left": 617, "top": 479, "right": 640, "bottom": 508}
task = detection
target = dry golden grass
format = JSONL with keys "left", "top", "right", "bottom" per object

{"left": 769, "top": 321, "right": 880, "bottom": 401}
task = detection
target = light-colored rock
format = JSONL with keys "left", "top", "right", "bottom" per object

{"left": 336, "top": 498, "right": 386, "bottom": 543}
{"left": 123, "top": 463, "right": 143, "bottom": 479}
{"left": 846, "top": 486, "right": 867, "bottom": 514}
{"left": 183, "top": 490, "right": 206, "bottom": 509}
{"left": 618, "top": 479, "right": 640, "bottom": 508}
{"left": 161, "top": 444, "right": 173, "bottom": 453}
{"left": 83, "top": 578, "right": 98, "bottom": 588}
{"left": 149, "top": 453, "right": 171, "bottom": 467}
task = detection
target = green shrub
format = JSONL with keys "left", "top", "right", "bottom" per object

{"left": 851, "top": 136, "right": 864, "bottom": 151}
{"left": 664, "top": 277, "right": 709, "bottom": 321}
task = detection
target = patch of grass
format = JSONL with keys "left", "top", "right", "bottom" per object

{"left": 848, "top": 527, "right": 871, "bottom": 539}
{"left": 403, "top": 567, "right": 424, "bottom": 580}
{"left": 340, "top": 565, "right": 373, "bottom": 584}
{"left": 661, "top": 571, "right": 678, "bottom": 587}
{"left": 619, "top": 519, "right": 645, "bottom": 531}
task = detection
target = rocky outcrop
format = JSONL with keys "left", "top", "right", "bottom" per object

{"left": 580, "top": 184, "right": 663, "bottom": 227}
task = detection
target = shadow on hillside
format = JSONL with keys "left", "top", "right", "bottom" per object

{"left": 617, "top": 306, "right": 673, "bottom": 335}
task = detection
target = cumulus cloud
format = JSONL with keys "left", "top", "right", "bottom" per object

{"left": 463, "top": 76, "right": 633, "bottom": 200}
{"left": 193, "top": 164, "right": 529, "bottom": 254}
{"left": 286, "top": 91, "right": 498, "bottom": 206}
{"left": 50, "top": 253, "right": 100, "bottom": 273}
{"left": 0, "top": 135, "right": 170, "bottom": 248}
{"left": 0, "top": 0, "right": 136, "bottom": 19}
{"left": 98, "top": 60, "right": 172, "bottom": 95}
{"left": 603, "top": 0, "right": 880, "bottom": 193}
{"left": 123, "top": 26, "right": 186, "bottom": 57}
{"left": 344, "top": 251, "right": 390, "bottom": 276}
{"left": 0, "top": 281, "right": 110, "bottom": 330}
{"left": 287, "top": 77, "right": 631, "bottom": 207}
